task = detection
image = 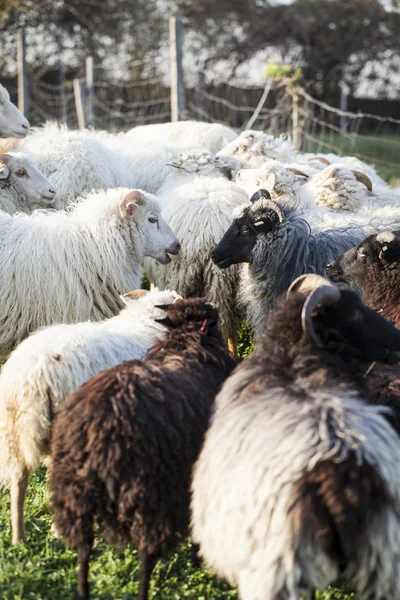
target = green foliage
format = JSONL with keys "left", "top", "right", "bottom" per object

{"left": 237, "top": 320, "right": 255, "bottom": 359}
{"left": 264, "top": 59, "right": 303, "bottom": 87}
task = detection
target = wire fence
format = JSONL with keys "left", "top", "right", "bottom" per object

{"left": 1, "top": 60, "right": 400, "bottom": 182}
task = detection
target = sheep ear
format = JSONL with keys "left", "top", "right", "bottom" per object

{"left": 0, "top": 161, "right": 10, "bottom": 180}
{"left": 119, "top": 189, "right": 144, "bottom": 218}
{"left": 120, "top": 289, "right": 149, "bottom": 305}
{"left": 376, "top": 231, "right": 400, "bottom": 263}
{"left": 348, "top": 301, "right": 400, "bottom": 360}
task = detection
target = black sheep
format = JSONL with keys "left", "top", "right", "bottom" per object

{"left": 327, "top": 229, "right": 400, "bottom": 328}
{"left": 49, "top": 297, "right": 235, "bottom": 600}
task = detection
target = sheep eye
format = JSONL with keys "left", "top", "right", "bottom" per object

{"left": 15, "top": 169, "right": 27, "bottom": 177}
{"left": 148, "top": 217, "right": 158, "bottom": 224}
{"left": 241, "top": 226, "right": 251, "bottom": 234}
{"left": 357, "top": 249, "right": 367, "bottom": 258}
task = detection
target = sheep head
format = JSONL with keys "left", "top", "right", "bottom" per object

{"left": 326, "top": 230, "right": 400, "bottom": 289}
{"left": 154, "top": 297, "right": 220, "bottom": 334}
{"left": 0, "top": 152, "right": 56, "bottom": 207}
{"left": 0, "top": 84, "right": 30, "bottom": 138}
{"left": 212, "top": 189, "right": 284, "bottom": 268}
{"left": 287, "top": 273, "right": 400, "bottom": 362}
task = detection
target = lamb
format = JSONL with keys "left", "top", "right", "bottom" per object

{"left": 49, "top": 297, "right": 236, "bottom": 600}
{"left": 0, "top": 187, "right": 179, "bottom": 356}
{"left": 211, "top": 189, "right": 400, "bottom": 337}
{"left": 0, "top": 287, "right": 181, "bottom": 545}
{"left": 217, "top": 130, "right": 296, "bottom": 167}
{"left": 0, "top": 84, "right": 30, "bottom": 138}
{"left": 18, "top": 123, "right": 136, "bottom": 208}
{"left": 0, "top": 152, "right": 56, "bottom": 214}
{"left": 327, "top": 230, "right": 400, "bottom": 328}
{"left": 125, "top": 120, "right": 237, "bottom": 153}
{"left": 144, "top": 162, "right": 248, "bottom": 352}
{"left": 191, "top": 274, "right": 400, "bottom": 600}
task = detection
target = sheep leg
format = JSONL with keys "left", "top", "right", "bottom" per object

{"left": 138, "top": 549, "right": 157, "bottom": 600}
{"left": 76, "top": 539, "right": 93, "bottom": 600}
{"left": 10, "top": 468, "right": 29, "bottom": 545}
{"left": 190, "top": 542, "right": 201, "bottom": 568}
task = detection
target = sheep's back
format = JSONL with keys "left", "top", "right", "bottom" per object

{"left": 50, "top": 357, "right": 220, "bottom": 550}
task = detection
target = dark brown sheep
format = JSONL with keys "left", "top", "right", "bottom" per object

{"left": 326, "top": 229, "right": 400, "bottom": 327}
{"left": 49, "top": 297, "right": 235, "bottom": 600}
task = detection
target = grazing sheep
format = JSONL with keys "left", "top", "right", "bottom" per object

{"left": 0, "top": 287, "right": 181, "bottom": 545}
{"left": 0, "top": 187, "right": 179, "bottom": 356}
{"left": 0, "top": 152, "right": 56, "bottom": 214}
{"left": 192, "top": 274, "right": 400, "bottom": 600}
{"left": 125, "top": 120, "right": 237, "bottom": 153}
{"left": 0, "top": 84, "right": 30, "bottom": 138}
{"left": 327, "top": 230, "right": 400, "bottom": 328}
{"left": 145, "top": 168, "right": 248, "bottom": 352}
{"left": 50, "top": 298, "right": 236, "bottom": 600}
{"left": 217, "top": 130, "right": 296, "bottom": 167}
{"left": 211, "top": 190, "right": 400, "bottom": 337}
{"left": 18, "top": 123, "right": 136, "bottom": 208}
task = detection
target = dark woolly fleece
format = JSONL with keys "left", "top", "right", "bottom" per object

{"left": 49, "top": 298, "right": 235, "bottom": 600}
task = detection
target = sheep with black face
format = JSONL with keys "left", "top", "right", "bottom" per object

{"left": 212, "top": 189, "right": 370, "bottom": 337}
{"left": 327, "top": 230, "right": 400, "bottom": 328}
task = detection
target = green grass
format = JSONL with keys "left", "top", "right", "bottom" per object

{"left": 0, "top": 468, "right": 356, "bottom": 599}
{"left": 301, "top": 132, "right": 400, "bottom": 185}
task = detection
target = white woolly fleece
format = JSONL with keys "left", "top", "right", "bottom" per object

{"left": 0, "top": 186, "right": 177, "bottom": 356}
{"left": 0, "top": 287, "right": 179, "bottom": 483}
{"left": 125, "top": 120, "right": 237, "bottom": 153}
{"left": 192, "top": 384, "right": 400, "bottom": 600}
{"left": 18, "top": 122, "right": 136, "bottom": 208}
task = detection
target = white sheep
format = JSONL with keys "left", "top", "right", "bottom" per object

{"left": 18, "top": 123, "right": 136, "bottom": 208}
{"left": 217, "top": 130, "right": 296, "bottom": 167}
{"left": 0, "top": 286, "right": 181, "bottom": 545}
{"left": 0, "top": 152, "right": 56, "bottom": 214}
{"left": 99, "top": 133, "right": 199, "bottom": 194}
{"left": 299, "top": 151, "right": 388, "bottom": 193}
{"left": 125, "top": 120, "right": 237, "bottom": 153}
{"left": 236, "top": 158, "right": 315, "bottom": 198}
{"left": 0, "top": 84, "right": 30, "bottom": 138}
{"left": 0, "top": 187, "right": 179, "bottom": 357}
{"left": 298, "top": 165, "right": 400, "bottom": 219}
{"left": 144, "top": 160, "right": 248, "bottom": 352}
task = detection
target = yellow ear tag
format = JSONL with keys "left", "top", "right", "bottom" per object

{"left": 379, "top": 249, "right": 383, "bottom": 259}
{"left": 329, "top": 183, "right": 336, "bottom": 191}
{"left": 254, "top": 221, "right": 264, "bottom": 227}
{"left": 173, "top": 159, "right": 182, "bottom": 165}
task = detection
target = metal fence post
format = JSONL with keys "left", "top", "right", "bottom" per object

{"left": 169, "top": 17, "right": 186, "bottom": 121}
{"left": 17, "top": 26, "right": 29, "bottom": 119}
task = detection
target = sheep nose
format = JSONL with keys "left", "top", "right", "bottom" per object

{"left": 48, "top": 188, "right": 56, "bottom": 197}
{"left": 326, "top": 260, "right": 335, "bottom": 272}
{"left": 168, "top": 240, "right": 181, "bottom": 255}
{"left": 22, "top": 122, "right": 29, "bottom": 130}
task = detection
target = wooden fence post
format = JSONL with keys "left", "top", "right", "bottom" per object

{"left": 59, "top": 64, "right": 67, "bottom": 124}
{"left": 73, "top": 78, "right": 87, "bottom": 129}
{"left": 169, "top": 17, "right": 186, "bottom": 122}
{"left": 17, "top": 26, "right": 29, "bottom": 119}
{"left": 85, "top": 56, "right": 95, "bottom": 129}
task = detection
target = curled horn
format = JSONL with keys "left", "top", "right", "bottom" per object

{"left": 249, "top": 188, "right": 271, "bottom": 203}
{"left": 122, "top": 189, "right": 144, "bottom": 206}
{"left": 122, "top": 289, "right": 149, "bottom": 300}
{"left": 249, "top": 189, "right": 284, "bottom": 223}
{"left": 287, "top": 168, "right": 309, "bottom": 178}
{"left": 308, "top": 156, "right": 331, "bottom": 166}
{"left": 287, "top": 274, "right": 341, "bottom": 346}
{"left": 352, "top": 170, "right": 372, "bottom": 192}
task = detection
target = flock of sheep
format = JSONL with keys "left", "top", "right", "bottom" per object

{"left": 1, "top": 80, "right": 400, "bottom": 600}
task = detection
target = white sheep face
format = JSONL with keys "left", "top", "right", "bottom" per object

{"left": 119, "top": 189, "right": 181, "bottom": 265}
{"left": 0, "top": 85, "right": 30, "bottom": 138}
{"left": 0, "top": 152, "right": 56, "bottom": 207}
